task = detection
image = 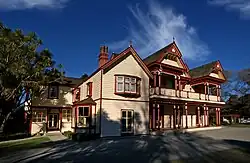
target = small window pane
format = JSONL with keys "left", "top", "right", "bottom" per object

{"left": 117, "top": 82, "right": 123, "bottom": 91}
{"left": 131, "top": 78, "right": 136, "bottom": 83}
{"left": 131, "top": 83, "right": 136, "bottom": 92}
{"left": 128, "top": 111, "right": 132, "bottom": 118}
{"left": 128, "top": 119, "right": 132, "bottom": 131}
{"left": 117, "top": 76, "right": 124, "bottom": 81}
{"left": 125, "top": 77, "right": 130, "bottom": 82}
{"left": 84, "top": 107, "right": 89, "bottom": 116}
{"left": 122, "top": 111, "right": 126, "bottom": 118}
{"left": 79, "top": 107, "right": 83, "bottom": 116}
{"left": 125, "top": 83, "right": 130, "bottom": 91}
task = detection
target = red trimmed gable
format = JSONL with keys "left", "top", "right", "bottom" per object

{"left": 102, "top": 46, "right": 153, "bottom": 79}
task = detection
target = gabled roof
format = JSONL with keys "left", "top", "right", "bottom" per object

{"left": 102, "top": 46, "right": 153, "bottom": 79}
{"left": 189, "top": 61, "right": 218, "bottom": 78}
{"left": 143, "top": 43, "right": 173, "bottom": 65}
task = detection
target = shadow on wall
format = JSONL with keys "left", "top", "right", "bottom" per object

{"left": 32, "top": 86, "right": 72, "bottom": 107}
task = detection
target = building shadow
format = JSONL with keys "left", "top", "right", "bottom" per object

{"left": 7, "top": 110, "right": 249, "bottom": 163}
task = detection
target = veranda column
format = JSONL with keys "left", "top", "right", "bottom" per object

{"left": 216, "top": 108, "right": 218, "bottom": 126}
{"left": 158, "top": 72, "right": 161, "bottom": 95}
{"left": 197, "top": 106, "right": 201, "bottom": 127}
{"left": 173, "top": 105, "right": 176, "bottom": 129}
{"left": 157, "top": 104, "right": 160, "bottom": 129}
{"left": 206, "top": 106, "right": 209, "bottom": 127}
{"left": 185, "top": 103, "right": 188, "bottom": 128}
{"left": 204, "top": 83, "right": 207, "bottom": 100}
{"left": 178, "top": 76, "right": 181, "bottom": 97}
{"left": 203, "top": 105, "right": 207, "bottom": 127}
{"left": 207, "top": 83, "right": 210, "bottom": 101}
{"left": 218, "top": 85, "right": 221, "bottom": 102}
{"left": 175, "top": 76, "right": 178, "bottom": 97}
{"left": 177, "top": 105, "right": 180, "bottom": 129}
{"left": 153, "top": 103, "right": 156, "bottom": 129}
{"left": 218, "top": 108, "right": 221, "bottom": 126}
{"left": 153, "top": 72, "right": 157, "bottom": 95}
{"left": 216, "top": 85, "right": 219, "bottom": 101}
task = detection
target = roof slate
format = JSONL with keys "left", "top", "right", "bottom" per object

{"left": 189, "top": 61, "right": 218, "bottom": 78}
{"left": 143, "top": 43, "right": 173, "bottom": 65}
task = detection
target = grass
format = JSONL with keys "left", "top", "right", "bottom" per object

{"left": 0, "top": 136, "right": 51, "bottom": 155}
{"left": 171, "top": 148, "right": 250, "bottom": 163}
{"left": 228, "top": 123, "right": 250, "bottom": 128}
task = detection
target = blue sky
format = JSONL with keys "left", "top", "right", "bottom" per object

{"left": 0, "top": 0, "right": 250, "bottom": 78}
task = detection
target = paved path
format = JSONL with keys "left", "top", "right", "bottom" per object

{"left": 1, "top": 127, "right": 250, "bottom": 163}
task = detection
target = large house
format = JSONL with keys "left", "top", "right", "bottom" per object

{"left": 30, "top": 41, "right": 226, "bottom": 137}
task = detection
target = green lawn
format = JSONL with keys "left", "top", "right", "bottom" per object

{"left": 228, "top": 124, "right": 250, "bottom": 128}
{"left": 171, "top": 148, "right": 250, "bottom": 163}
{"left": 0, "top": 136, "right": 51, "bottom": 155}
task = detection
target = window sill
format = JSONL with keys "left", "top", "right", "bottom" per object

{"left": 115, "top": 92, "right": 141, "bottom": 98}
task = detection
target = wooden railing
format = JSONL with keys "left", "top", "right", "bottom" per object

{"left": 150, "top": 87, "right": 222, "bottom": 102}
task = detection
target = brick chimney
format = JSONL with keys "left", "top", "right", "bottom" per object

{"left": 98, "top": 46, "right": 109, "bottom": 68}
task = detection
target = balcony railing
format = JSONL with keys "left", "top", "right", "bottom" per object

{"left": 150, "top": 87, "right": 222, "bottom": 102}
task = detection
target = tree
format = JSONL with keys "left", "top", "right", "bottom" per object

{"left": 222, "top": 69, "right": 250, "bottom": 116}
{"left": 81, "top": 73, "right": 88, "bottom": 79}
{"left": 0, "top": 22, "right": 64, "bottom": 132}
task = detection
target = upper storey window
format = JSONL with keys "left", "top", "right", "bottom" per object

{"left": 48, "top": 84, "right": 59, "bottom": 99}
{"left": 115, "top": 75, "right": 140, "bottom": 96}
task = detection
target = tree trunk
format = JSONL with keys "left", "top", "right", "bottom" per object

{"left": 0, "top": 111, "right": 12, "bottom": 133}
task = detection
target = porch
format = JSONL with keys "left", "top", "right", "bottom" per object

{"left": 150, "top": 73, "right": 223, "bottom": 102}
{"left": 149, "top": 100, "right": 222, "bottom": 130}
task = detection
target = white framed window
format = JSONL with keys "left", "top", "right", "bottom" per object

{"left": 62, "top": 109, "right": 72, "bottom": 122}
{"left": 115, "top": 75, "right": 140, "bottom": 94}
{"left": 32, "top": 109, "right": 46, "bottom": 123}
{"left": 121, "top": 110, "right": 134, "bottom": 133}
{"left": 78, "top": 107, "right": 90, "bottom": 127}
{"left": 117, "top": 76, "right": 124, "bottom": 92}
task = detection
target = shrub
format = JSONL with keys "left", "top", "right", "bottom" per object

{"left": 63, "top": 131, "right": 73, "bottom": 139}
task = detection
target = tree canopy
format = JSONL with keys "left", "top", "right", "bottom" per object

{"left": 0, "top": 22, "right": 64, "bottom": 131}
{"left": 222, "top": 69, "right": 250, "bottom": 116}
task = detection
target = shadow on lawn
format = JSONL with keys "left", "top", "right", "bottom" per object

{"left": 21, "top": 132, "right": 250, "bottom": 163}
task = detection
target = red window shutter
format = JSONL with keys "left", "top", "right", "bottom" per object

{"left": 89, "top": 82, "right": 93, "bottom": 96}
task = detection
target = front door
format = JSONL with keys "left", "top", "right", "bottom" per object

{"left": 48, "top": 113, "right": 59, "bottom": 130}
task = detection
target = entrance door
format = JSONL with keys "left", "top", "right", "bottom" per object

{"left": 48, "top": 113, "right": 59, "bottom": 130}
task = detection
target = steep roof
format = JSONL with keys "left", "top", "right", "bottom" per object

{"left": 143, "top": 43, "right": 173, "bottom": 65}
{"left": 189, "top": 61, "right": 218, "bottom": 78}
{"left": 102, "top": 46, "right": 153, "bottom": 79}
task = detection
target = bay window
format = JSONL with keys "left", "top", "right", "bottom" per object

{"left": 78, "top": 107, "right": 90, "bottom": 127}
{"left": 115, "top": 75, "right": 140, "bottom": 95}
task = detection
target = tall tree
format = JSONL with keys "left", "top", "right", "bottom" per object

{"left": 0, "top": 22, "right": 64, "bottom": 132}
{"left": 222, "top": 69, "right": 250, "bottom": 115}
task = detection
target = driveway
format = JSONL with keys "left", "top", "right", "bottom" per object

{"left": 2, "top": 127, "right": 250, "bottom": 163}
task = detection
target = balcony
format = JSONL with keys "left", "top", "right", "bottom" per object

{"left": 150, "top": 87, "right": 223, "bottom": 102}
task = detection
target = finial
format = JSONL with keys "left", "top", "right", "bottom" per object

{"left": 173, "top": 37, "right": 175, "bottom": 43}
{"left": 129, "top": 40, "right": 132, "bottom": 47}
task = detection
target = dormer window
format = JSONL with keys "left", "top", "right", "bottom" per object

{"left": 48, "top": 85, "right": 59, "bottom": 99}
{"left": 115, "top": 75, "right": 140, "bottom": 96}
